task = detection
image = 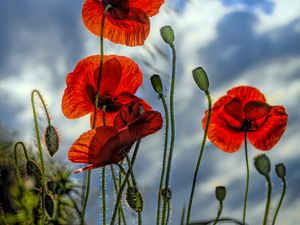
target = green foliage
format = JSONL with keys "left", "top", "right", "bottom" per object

{"left": 0, "top": 127, "right": 81, "bottom": 225}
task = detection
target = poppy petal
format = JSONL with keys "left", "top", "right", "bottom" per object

{"left": 125, "top": 110, "right": 163, "bottom": 142}
{"left": 62, "top": 55, "right": 142, "bottom": 119}
{"left": 89, "top": 92, "right": 138, "bottom": 127}
{"left": 244, "top": 101, "right": 271, "bottom": 121}
{"left": 203, "top": 110, "right": 244, "bottom": 153}
{"left": 129, "top": 0, "right": 164, "bottom": 17}
{"left": 82, "top": 0, "right": 150, "bottom": 46}
{"left": 68, "top": 127, "right": 118, "bottom": 164}
{"left": 227, "top": 86, "right": 266, "bottom": 104}
{"left": 114, "top": 97, "right": 152, "bottom": 129}
{"left": 90, "top": 111, "right": 118, "bottom": 128}
{"left": 100, "top": 58, "right": 122, "bottom": 95}
{"left": 224, "top": 98, "right": 243, "bottom": 122}
{"left": 247, "top": 106, "right": 288, "bottom": 150}
{"left": 62, "top": 55, "right": 100, "bottom": 119}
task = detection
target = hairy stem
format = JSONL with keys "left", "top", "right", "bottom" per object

{"left": 242, "top": 131, "right": 250, "bottom": 225}
{"left": 156, "top": 94, "right": 169, "bottom": 225}
{"left": 110, "top": 140, "right": 141, "bottom": 225}
{"left": 110, "top": 165, "right": 127, "bottom": 225}
{"left": 162, "top": 42, "right": 176, "bottom": 225}
{"left": 271, "top": 178, "right": 286, "bottom": 225}
{"left": 31, "top": 90, "right": 47, "bottom": 225}
{"left": 186, "top": 91, "right": 212, "bottom": 224}
{"left": 262, "top": 176, "right": 272, "bottom": 225}
{"left": 81, "top": 5, "right": 111, "bottom": 225}
{"left": 212, "top": 202, "right": 223, "bottom": 225}
{"left": 13, "top": 142, "right": 29, "bottom": 186}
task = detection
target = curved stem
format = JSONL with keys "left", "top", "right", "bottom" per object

{"left": 156, "top": 94, "right": 169, "bottom": 225}
{"left": 186, "top": 91, "right": 212, "bottom": 224}
{"left": 32, "top": 90, "right": 51, "bottom": 126}
{"left": 31, "top": 90, "right": 46, "bottom": 225}
{"left": 162, "top": 42, "right": 176, "bottom": 225}
{"left": 242, "top": 131, "right": 250, "bottom": 225}
{"left": 212, "top": 202, "right": 223, "bottom": 225}
{"left": 110, "top": 165, "right": 127, "bottom": 225}
{"left": 81, "top": 5, "right": 111, "bottom": 225}
{"left": 110, "top": 140, "right": 141, "bottom": 225}
{"left": 124, "top": 152, "right": 142, "bottom": 225}
{"left": 14, "top": 141, "right": 30, "bottom": 186}
{"left": 271, "top": 178, "right": 286, "bottom": 225}
{"left": 262, "top": 176, "right": 272, "bottom": 225}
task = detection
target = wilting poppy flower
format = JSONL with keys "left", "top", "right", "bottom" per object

{"left": 68, "top": 101, "right": 163, "bottom": 172}
{"left": 202, "top": 86, "right": 288, "bottom": 153}
{"left": 62, "top": 55, "right": 143, "bottom": 127}
{"left": 82, "top": 0, "right": 164, "bottom": 46}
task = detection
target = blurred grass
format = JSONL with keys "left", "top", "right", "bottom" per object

{"left": 0, "top": 124, "right": 82, "bottom": 225}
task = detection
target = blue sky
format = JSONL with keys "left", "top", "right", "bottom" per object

{"left": 0, "top": 0, "right": 300, "bottom": 224}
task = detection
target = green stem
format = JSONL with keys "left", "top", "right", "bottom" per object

{"left": 13, "top": 142, "right": 29, "bottom": 186}
{"left": 262, "top": 176, "right": 272, "bottom": 225}
{"left": 110, "top": 140, "right": 141, "bottom": 225}
{"left": 124, "top": 152, "right": 142, "bottom": 225}
{"left": 102, "top": 107, "right": 107, "bottom": 225}
{"left": 81, "top": 170, "right": 91, "bottom": 225}
{"left": 271, "top": 178, "right": 286, "bottom": 225}
{"left": 102, "top": 167, "right": 106, "bottom": 225}
{"left": 32, "top": 90, "right": 51, "bottom": 126}
{"left": 186, "top": 91, "right": 212, "bottom": 224}
{"left": 118, "top": 162, "right": 123, "bottom": 225}
{"left": 162, "top": 42, "right": 176, "bottom": 225}
{"left": 165, "top": 200, "right": 170, "bottom": 225}
{"left": 156, "top": 94, "right": 169, "bottom": 225}
{"left": 92, "top": 4, "right": 111, "bottom": 127}
{"left": 110, "top": 165, "right": 127, "bottom": 225}
{"left": 212, "top": 202, "right": 223, "bottom": 225}
{"left": 242, "top": 131, "right": 249, "bottom": 225}
{"left": 31, "top": 90, "right": 47, "bottom": 225}
{"left": 81, "top": 5, "right": 111, "bottom": 225}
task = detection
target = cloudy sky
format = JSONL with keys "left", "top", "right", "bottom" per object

{"left": 0, "top": 0, "right": 300, "bottom": 224}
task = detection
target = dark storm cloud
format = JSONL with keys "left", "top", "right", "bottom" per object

{"left": 0, "top": 0, "right": 84, "bottom": 77}
{"left": 197, "top": 11, "right": 300, "bottom": 89}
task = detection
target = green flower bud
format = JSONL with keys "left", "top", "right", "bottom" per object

{"left": 44, "top": 125, "right": 59, "bottom": 157}
{"left": 150, "top": 74, "right": 163, "bottom": 95}
{"left": 275, "top": 163, "right": 286, "bottom": 179}
{"left": 160, "top": 26, "right": 174, "bottom": 45}
{"left": 125, "top": 186, "right": 144, "bottom": 213}
{"left": 45, "top": 193, "right": 55, "bottom": 218}
{"left": 26, "top": 160, "right": 42, "bottom": 190}
{"left": 254, "top": 154, "right": 271, "bottom": 177}
{"left": 215, "top": 186, "right": 226, "bottom": 202}
{"left": 192, "top": 67, "right": 209, "bottom": 92}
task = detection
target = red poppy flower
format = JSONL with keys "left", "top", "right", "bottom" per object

{"left": 82, "top": 0, "right": 164, "bottom": 46}
{"left": 202, "top": 86, "right": 288, "bottom": 153}
{"left": 68, "top": 101, "right": 163, "bottom": 172}
{"left": 61, "top": 55, "right": 143, "bottom": 127}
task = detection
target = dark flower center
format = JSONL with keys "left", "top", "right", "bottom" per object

{"left": 86, "top": 85, "right": 121, "bottom": 112}
{"left": 102, "top": 0, "right": 130, "bottom": 19}
{"left": 241, "top": 119, "right": 257, "bottom": 132}
{"left": 224, "top": 98, "right": 270, "bottom": 132}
